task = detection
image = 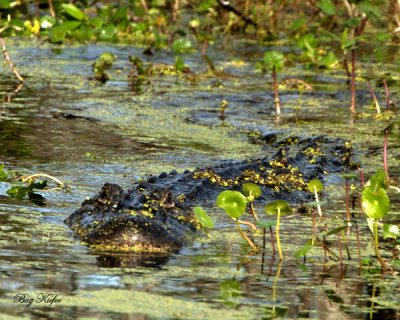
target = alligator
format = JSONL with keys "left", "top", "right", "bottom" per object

{"left": 65, "top": 133, "right": 352, "bottom": 252}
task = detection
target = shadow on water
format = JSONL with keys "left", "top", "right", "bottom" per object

{"left": 0, "top": 41, "right": 399, "bottom": 319}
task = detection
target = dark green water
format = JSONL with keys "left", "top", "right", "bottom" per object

{"left": 0, "top": 40, "right": 399, "bottom": 319}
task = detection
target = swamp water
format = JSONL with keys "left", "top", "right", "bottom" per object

{"left": 0, "top": 40, "right": 399, "bottom": 319}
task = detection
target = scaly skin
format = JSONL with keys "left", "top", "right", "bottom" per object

{"left": 65, "top": 134, "right": 352, "bottom": 252}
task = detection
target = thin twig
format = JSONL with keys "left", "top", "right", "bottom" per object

{"left": 350, "top": 48, "right": 356, "bottom": 113}
{"left": 237, "top": 219, "right": 257, "bottom": 231}
{"left": 366, "top": 80, "right": 381, "bottom": 114}
{"left": 383, "top": 129, "right": 389, "bottom": 179}
{"left": 269, "top": 225, "right": 276, "bottom": 256}
{"left": 216, "top": 0, "right": 258, "bottom": 28}
{"left": 345, "top": 178, "right": 351, "bottom": 229}
{"left": 20, "top": 173, "right": 65, "bottom": 186}
{"left": 172, "top": 0, "right": 180, "bottom": 22}
{"left": 140, "top": 0, "right": 148, "bottom": 13}
{"left": 0, "top": 37, "right": 24, "bottom": 83}
{"left": 249, "top": 202, "right": 259, "bottom": 222}
{"left": 235, "top": 220, "right": 257, "bottom": 250}
{"left": 6, "top": 82, "right": 23, "bottom": 103}
{"left": 382, "top": 79, "right": 395, "bottom": 111}
{"left": 272, "top": 66, "right": 281, "bottom": 115}
{"left": 354, "top": 221, "right": 362, "bottom": 268}
{"left": 48, "top": 0, "right": 55, "bottom": 17}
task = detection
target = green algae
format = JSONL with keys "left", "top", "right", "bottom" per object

{"left": 0, "top": 288, "right": 258, "bottom": 320}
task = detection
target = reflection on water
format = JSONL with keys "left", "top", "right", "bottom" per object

{"left": 0, "top": 42, "right": 399, "bottom": 319}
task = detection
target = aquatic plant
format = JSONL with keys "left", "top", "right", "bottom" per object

{"left": 340, "top": 173, "right": 358, "bottom": 227}
{"left": 92, "top": 52, "right": 116, "bottom": 83}
{"left": 261, "top": 51, "right": 285, "bottom": 115}
{"left": 382, "top": 120, "right": 400, "bottom": 179}
{"left": 295, "top": 33, "right": 339, "bottom": 69}
{"left": 361, "top": 170, "right": 390, "bottom": 268}
{"left": 193, "top": 206, "right": 214, "bottom": 229}
{"left": 216, "top": 190, "right": 257, "bottom": 250}
{"left": 128, "top": 55, "right": 149, "bottom": 91}
{"left": 308, "top": 179, "right": 324, "bottom": 217}
{"left": 0, "top": 165, "right": 65, "bottom": 206}
{"left": 242, "top": 182, "right": 261, "bottom": 221}
{"left": 219, "top": 99, "right": 228, "bottom": 121}
{"left": 171, "top": 37, "right": 193, "bottom": 73}
{"left": 265, "top": 200, "right": 292, "bottom": 260}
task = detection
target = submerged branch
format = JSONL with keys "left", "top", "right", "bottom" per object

{"left": 216, "top": 0, "right": 258, "bottom": 28}
{"left": 20, "top": 173, "right": 65, "bottom": 187}
{"left": 0, "top": 37, "right": 24, "bottom": 83}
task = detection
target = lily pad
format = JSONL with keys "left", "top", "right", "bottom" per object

{"left": 361, "top": 186, "right": 390, "bottom": 219}
{"left": 264, "top": 200, "right": 292, "bottom": 216}
{"left": 256, "top": 219, "right": 276, "bottom": 229}
{"left": 263, "top": 51, "right": 285, "bottom": 71}
{"left": 193, "top": 206, "right": 214, "bottom": 229}
{"left": 368, "top": 169, "right": 387, "bottom": 192}
{"left": 242, "top": 183, "right": 262, "bottom": 201}
{"left": 308, "top": 179, "right": 323, "bottom": 193}
{"left": 216, "top": 190, "right": 247, "bottom": 219}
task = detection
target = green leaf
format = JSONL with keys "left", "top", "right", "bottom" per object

{"left": 265, "top": 200, "right": 292, "bottom": 216}
{"left": 340, "top": 29, "right": 356, "bottom": 49}
{"left": 340, "top": 173, "right": 358, "bottom": 180}
{"left": 0, "top": 164, "right": 9, "bottom": 181}
{"left": 383, "top": 224, "right": 399, "bottom": 240}
{"left": 368, "top": 169, "right": 387, "bottom": 192}
{"left": 242, "top": 183, "right": 262, "bottom": 201}
{"left": 297, "top": 34, "right": 317, "bottom": 52}
{"left": 48, "top": 27, "right": 66, "bottom": 43}
{"left": 220, "top": 279, "right": 242, "bottom": 308}
{"left": 357, "top": 2, "right": 381, "bottom": 18}
{"left": 99, "top": 24, "right": 116, "bottom": 41}
{"left": 175, "top": 55, "right": 184, "bottom": 72}
{"left": 290, "top": 17, "right": 307, "bottom": 32}
{"left": 90, "top": 17, "right": 104, "bottom": 29}
{"left": 197, "top": 0, "right": 215, "bottom": 12}
{"left": 0, "top": 0, "right": 11, "bottom": 9}
{"left": 296, "top": 262, "right": 309, "bottom": 272}
{"left": 172, "top": 38, "right": 192, "bottom": 54}
{"left": 393, "top": 260, "right": 400, "bottom": 268}
{"left": 322, "top": 226, "right": 348, "bottom": 237}
{"left": 362, "top": 186, "right": 390, "bottom": 219}
{"left": 61, "top": 4, "right": 86, "bottom": 21}
{"left": 216, "top": 190, "right": 247, "bottom": 219}
{"left": 193, "top": 206, "right": 214, "bottom": 229}
{"left": 294, "top": 239, "right": 313, "bottom": 258}
{"left": 308, "top": 179, "right": 323, "bottom": 193}
{"left": 263, "top": 51, "right": 285, "bottom": 71}
{"left": 256, "top": 219, "right": 276, "bottom": 229}
{"left": 317, "top": 52, "right": 338, "bottom": 69}
{"left": 48, "top": 21, "right": 82, "bottom": 43}
{"left": 317, "top": 0, "right": 336, "bottom": 15}
{"left": 73, "top": 25, "right": 93, "bottom": 42}
{"left": 6, "top": 185, "right": 28, "bottom": 200}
